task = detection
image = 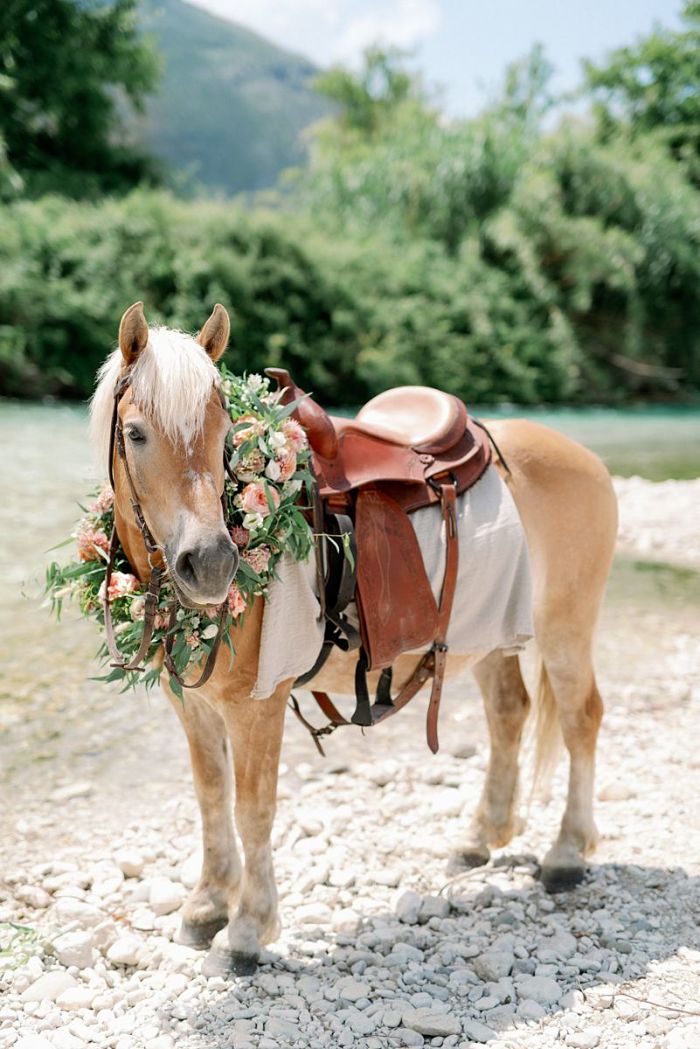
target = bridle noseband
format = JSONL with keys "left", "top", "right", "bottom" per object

{"left": 103, "top": 372, "right": 235, "bottom": 690}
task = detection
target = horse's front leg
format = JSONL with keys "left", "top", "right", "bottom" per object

{"left": 203, "top": 686, "right": 288, "bottom": 977}
{"left": 164, "top": 684, "right": 242, "bottom": 949}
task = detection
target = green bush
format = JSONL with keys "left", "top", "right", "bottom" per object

{"left": 0, "top": 170, "right": 698, "bottom": 405}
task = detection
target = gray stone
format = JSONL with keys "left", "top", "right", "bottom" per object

{"left": 516, "top": 975, "right": 562, "bottom": 1006}
{"left": 336, "top": 977, "right": 371, "bottom": 1002}
{"left": 461, "top": 1019, "right": 497, "bottom": 1043}
{"left": 518, "top": 998, "right": 546, "bottom": 1019}
{"left": 418, "top": 895, "right": 450, "bottom": 923}
{"left": 548, "top": 930, "right": 578, "bottom": 958}
{"left": 396, "top": 890, "right": 423, "bottom": 925}
{"left": 474, "top": 951, "right": 514, "bottom": 981}
{"left": 347, "top": 1011, "right": 376, "bottom": 1035}
{"left": 265, "top": 1018, "right": 301, "bottom": 1040}
{"left": 404, "top": 1008, "right": 461, "bottom": 1037}
{"left": 395, "top": 1030, "right": 424, "bottom": 1047}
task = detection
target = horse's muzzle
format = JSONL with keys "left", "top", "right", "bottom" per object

{"left": 171, "top": 533, "right": 239, "bottom": 606}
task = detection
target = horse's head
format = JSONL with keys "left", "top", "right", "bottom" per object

{"left": 92, "top": 302, "right": 239, "bottom": 608}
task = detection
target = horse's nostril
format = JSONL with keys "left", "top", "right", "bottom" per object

{"left": 176, "top": 550, "right": 198, "bottom": 587}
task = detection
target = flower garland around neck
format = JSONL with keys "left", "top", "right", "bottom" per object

{"left": 46, "top": 367, "right": 314, "bottom": 696}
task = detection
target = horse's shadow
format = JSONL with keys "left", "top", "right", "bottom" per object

{"left": 181, "top": 857, "right": 700, "bottom": 1045}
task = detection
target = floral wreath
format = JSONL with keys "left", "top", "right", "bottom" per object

{"left": 46, "top": 367, "right": 313, "bottom": 696}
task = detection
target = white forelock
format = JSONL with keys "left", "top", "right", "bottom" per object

{"left": 90, "top": 326, "right": 220, "bottom": 472}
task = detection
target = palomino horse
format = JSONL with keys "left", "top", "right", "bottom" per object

{"left": 90, "top": 303, "right": 617, "bottom": 976}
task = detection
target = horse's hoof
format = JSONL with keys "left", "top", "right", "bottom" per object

{"left": 540, "top": 864, "right": 585, "bottom": 893}
{"left": 202, "top": 943, "right": 258, "bottom": 978}
{"left": 176, "top": 916, "right": 228, "bottom": 950}
{"left": 446, "top": 844, "right": 490, "bottom": 875}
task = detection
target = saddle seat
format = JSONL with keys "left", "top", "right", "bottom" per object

{"left": 333, "top": 385, "right": 467, "bottom": 454}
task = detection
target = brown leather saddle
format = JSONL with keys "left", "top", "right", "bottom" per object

{"left": 266, "top": 368, "right": 492, "bottom": 753}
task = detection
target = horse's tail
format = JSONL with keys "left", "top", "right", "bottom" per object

{"left": 531, "top": 657, "right": 562, "bottom": 797}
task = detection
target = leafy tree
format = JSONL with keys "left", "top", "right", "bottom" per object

{"left": 584, "top": 1, "right": 700, "bottom": 181}
{"left": 0, "top": 0, "right": 160, "bottom": 197}
{"left": 313, "top": 46, "right": 429, "bottom": 139}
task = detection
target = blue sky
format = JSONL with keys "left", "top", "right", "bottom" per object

{"left": 189, "top": 0, "right": 682, "bottom": 115}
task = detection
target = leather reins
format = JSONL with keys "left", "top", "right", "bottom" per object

{"left": 103, "top": 371, "right": 234, "bottom": 689}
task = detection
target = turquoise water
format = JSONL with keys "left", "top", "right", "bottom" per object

{"left": 474, "top": 405, "right": 700, "bottom": 481}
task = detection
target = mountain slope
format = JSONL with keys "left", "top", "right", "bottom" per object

{"left": 134, "top": 0, "right": 329, "bottom": 194}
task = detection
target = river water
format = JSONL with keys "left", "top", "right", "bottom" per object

{"left": 0, "top": 401, "right": 698, "bottom": 807}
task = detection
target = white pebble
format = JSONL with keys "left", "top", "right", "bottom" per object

{"left": 21, "top": 972, "right": 78, "bottom": 1002}
{"left": 115, "top": 849, "right": 145, "bottom": 878}
{"left": 52, "top": 930, "right": 95, "bottom": 969}
{"left": 149, "top": 877, "right": 185, "bottom": 916}
{"left": 107, "top": 936, "right": 142, "bottom": 966}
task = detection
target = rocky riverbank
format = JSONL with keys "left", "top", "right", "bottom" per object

{"left": 613, "top": 476, "right": 700, "bottom": 569}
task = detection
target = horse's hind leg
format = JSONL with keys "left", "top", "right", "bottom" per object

{"left": 537, "top": 644, "right": 603, "bottom": 892}
{"left": 449, "top": 650, "right": 530, "bottom": 872}
{"left": 203, "top": 687, "right": 288, "bottom": 977}
{"left": 164, "top": 686, "right": 242, "bottom": 949}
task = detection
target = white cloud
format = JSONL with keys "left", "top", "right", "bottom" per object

{"left": 332, "top": 0, "right": 442, "bottom": 63}
{"left": 188, "top": 0, "right": 441, "bottom": 67}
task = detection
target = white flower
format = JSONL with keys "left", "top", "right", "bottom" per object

{"left": 283, "top": 478, "right": 303, "bottom": 496}
{"left": 243, "top": 511, "right": 264, "bottom": 532}
{"left": 268, "top": 430, "right": 287, "bottom": 451}
{"left": 246, "top": 373, "right": 264, "bottom": 393}
{"left": 201, "top": 623, "right": 219, "bottom": 640}
{"left": 265, "top": 459, "right": 281, "bottom": 481}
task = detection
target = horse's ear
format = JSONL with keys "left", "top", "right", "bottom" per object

{"left": 119, "top": 302, "right": 149, "bottom": 366}
{"left": 197, "top": 303, "right": 230, "bottom": 362}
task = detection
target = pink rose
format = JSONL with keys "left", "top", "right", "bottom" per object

{"left": 185, "top": 633, "right": 199, "bottom": 650}
{"left": 275, "top": 447, "right": 297, "bottom": 482}
{"left": 242, "top": 545, "right": 271, "bottom": 575}
{"left": 99, "top": 571, "right": 140, "bottom": 603}
{"left": 76, "top": 527, "right": 110, "bottom": 562}
{"left": 226, "top": 582, "right": 247, "bottom": 618}
{"left": 282, "top": 418, "right": 308, "bottom": 452}
{"left": 232, "top": 415, "right": 265, "bottom": 448}
{"left": 89, "top": 485, "right": 114, "bottom": 515}
{"left": 230, "top": 525, "right": 250, "bottom": 548}
{"left": 240, "top": 481, "right": 280, "bottom": 518}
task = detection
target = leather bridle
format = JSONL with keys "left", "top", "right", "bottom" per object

{"left": 103, "top": 371, "right": 236, "bottom": 690}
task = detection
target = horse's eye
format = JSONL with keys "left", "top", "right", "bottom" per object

{"left": 126, "top": 426, "right": 146, "bottom": 444}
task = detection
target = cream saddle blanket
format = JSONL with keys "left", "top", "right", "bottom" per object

{"left": 251, "top": 465, "right": 533, "bottom": 699}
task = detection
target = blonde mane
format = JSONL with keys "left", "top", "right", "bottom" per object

{"left": 90, "top": 326, "right": 220, "bottom": 472}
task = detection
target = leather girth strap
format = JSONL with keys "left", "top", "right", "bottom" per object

{"left": 291, "top": 479, "right": 459, "bottom": 754}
